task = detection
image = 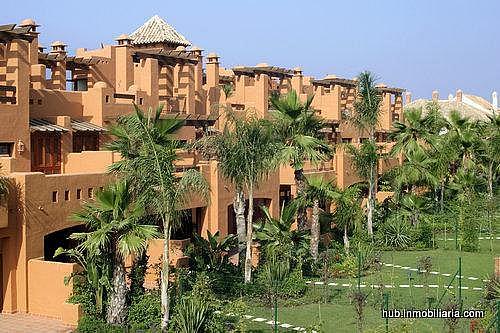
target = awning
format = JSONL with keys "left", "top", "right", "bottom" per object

{"left": 71, "top": 120, "right": 107, "bottom": 132}
{"left": 29, "top": 119, "right": 68, "bottom": 132}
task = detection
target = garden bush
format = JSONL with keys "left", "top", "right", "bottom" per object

{"left": 127, "top": 291, "right": 161, "bottom": 330}
{"left": 76, "top": 316, "right": 121, "bottom": 333}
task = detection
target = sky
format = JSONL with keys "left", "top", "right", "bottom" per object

{"left": 1, "top": 0, "right": 499, "bottom": 100}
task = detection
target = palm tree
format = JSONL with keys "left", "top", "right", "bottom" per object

{"left": 478, "top": 114, "right": 500, "bottom": 199}
{"left": 269, "top": 90, "right": 331, "bottom": 230}
{"left": 396, "top": 193, "right": 429, "bottom": 227}
{"left": 349, "top": 71, "right": 383, "bottom": 236}
{"left": 346, "top": 139, "right": 379, "bottom": 235}
{"left": 234, "top": 114, "right": 280, "bottom": 283}
{"left": 389, "top": 148, "right": 438, "bottom": 196}
{"left": 70, "top": 180, "right": 158, "bottom": 324}
{"left": 330, "top": 186, "right": 362, "bottom": 253}
{"left": 447, "top": 110, "right": 481, "bottom": 170}
{"left": 390, "top": 105, "right": 442, "bottom": 157}
{"left": 194, "top": 108, "right": 249, "bottom": 264}
{"left": 295, "top": 176, "right": 336, "bottom": 260}
{"left": 254, "top": 203, "right": 310, "bottom": 259}
{"left": 108, "top": 105, "right": 210, "bottom": 330}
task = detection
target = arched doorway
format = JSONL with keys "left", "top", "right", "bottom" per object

{"left": 44, "top": 224, "right": 86, "bottom": 262}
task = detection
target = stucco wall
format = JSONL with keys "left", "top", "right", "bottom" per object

{"left": 27, "top": 259, "right": 80, "bottom": 320}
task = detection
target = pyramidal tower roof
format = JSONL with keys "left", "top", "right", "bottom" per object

{"left": 129, "top": 15, "right": 191, "bottom": 47}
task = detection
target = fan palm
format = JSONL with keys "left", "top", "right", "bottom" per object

{"left": 295, "top": 176, "right": 337, "bottom": 260}
{"left": 396, "top": 193, "right": 429, "bottom": 226}
{"left": 349, "top": 71, "right": 383, "bottom": 236}
{"left": 389, "top": 148, "right": 438, "bottom": 196}
{"left": 390, "top": 106, "right": 441, "bottom": 157}
{"left": 269, "top": 90, "right": 331, "bottom": 230}
{"left": 107, "top": 105, "right": 210, "bottom": 329}
{"left": 446, "top": 110, "right": 481, "bottom": 169}
{"left": 254, "top": 204, "right": 310, "bottom": 259}
{"left": 70, "top": 180, "right": 158, "bottom": 324}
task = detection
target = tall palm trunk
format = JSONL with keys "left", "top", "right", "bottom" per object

{"left": 161, "top": 217, "right": 171, "bottom": 330}
{"left": 234, "top": 189, "right": 246, "bottom": 263}
{"left": 310, "top": 199, "right": 320, "bottom": 261}
{"left": 343, "top": 225, "right": 350, "bottom": 254}
{"left": 367, "top": 162, "right": 376, "bottom": 236}
{"left": 106, "top": 244, "right": 127, "bottom": 324}
{"left": 244, "top": 184, "right": 254, "bottom": 283}
{"left": 294, "top": 168, "right": 307, "bottom": 230}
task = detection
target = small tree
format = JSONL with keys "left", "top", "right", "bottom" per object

{"left": 270, "top": 90, "right": 332, "bottom": 230}
{"left": 70, "top": 180, "right": 158, "bottom": 324}
{"left": 295, "top": 176, "right": 337, "bottom": 260}
{"left": 349, "top": 71, "right": 383, "bottom": 236}
{"left": 263, "top": 253, "right": 290, "bottom": 333}
{"left": 108, "top": 105, "right": 210, "bottom": 329}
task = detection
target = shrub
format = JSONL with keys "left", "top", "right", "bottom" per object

{"left": 127, "top": 291, "right": 161, "bottom": 330}
{"left": 76, "top": 316, "right": 121, "bottom": 333}
{"left": 172, "top": 297, "right": 210, "bottom": 333}
{"left": 415, "top": 220, "right": 434, "bottom": 249}
{"left": 461, "top": 212, "right": 479, "bottom": 252}
{"left": 281, "top": 266, "right": 307, "bottom": 298}
{"left": 376, "top": 218, "right": 413, "bottom": 250}
{"left": 331, "top": 255, "right": 357, "bottom": 278}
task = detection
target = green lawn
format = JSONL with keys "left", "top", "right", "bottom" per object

{"left": 245, "top": 239, "right": 498, "bottom": 332}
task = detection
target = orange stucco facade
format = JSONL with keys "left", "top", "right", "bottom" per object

{"left": 0, "top": 17, "right": 404, "bottom": 322}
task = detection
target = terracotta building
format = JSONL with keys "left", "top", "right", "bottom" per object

{"left": 0, "top": 16, "right": 404, "bottom": 322}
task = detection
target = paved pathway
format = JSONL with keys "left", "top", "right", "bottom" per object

{"left": 0, "top": 313, "right": 74, "bottom": 333}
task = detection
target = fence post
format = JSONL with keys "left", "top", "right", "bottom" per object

{"left": 384, "top": 292, "right": 389, "bottom": 333}
{"left": 458, "top": 257, "right": 462, "bottom": 312}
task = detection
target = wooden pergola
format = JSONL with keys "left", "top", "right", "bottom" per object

{"left": 133, "top": 48, "right": 198, "bottom": 66}
{"left": 311, "top": 77, "right": 357, "bottom": 88}
{"left": 232, "top": 65, "right": 294, "bottom": 79}
{"left": 38, "top": 53, "right": 110, "bottom": 70}
{"left": 0, "top": 24, "right": 34, "bottom": 44}
{"left": 377, "top": 86, "right": 405, "bottom": 94}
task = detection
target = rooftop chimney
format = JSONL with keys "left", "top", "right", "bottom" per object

{"left": 115, "top": 34, "right": 133, "bottom": 46}
{"left": 456, "top": 89, "right": 463, "bottom": 103}
{"left": 405, "top": 91, "right": 412, "bottom": 104}
{"left": 19, "top": 18, "right": 40, "bottom": 32}
{"left": 432, "top": 90, "right": 439, "bottom": 101}
{"left": 50, "top": 41, "right": 67, "bottom": 54}
{"left": 493, "top": 91, "right": 498, "bottom": 110}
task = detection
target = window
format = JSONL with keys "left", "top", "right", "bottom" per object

{"left": 105, "top": 95, "right": 110, "bottom": 103}
{"left": 88, "top": 188, "right": 93, "bottom": 198}
{"left": 342, "top": 138, "right": 352, "bottom": 143}
{"left": 52, "top": 191, "right": 58, "bottom": 203}
{"left": 64, "top": 190, "right": 70, "bottom": 201}
{"left": 76, "top": 188, "right": 81, "bottom": 200}
{"left": 73, "top": 132, "right": 99, "bottom": 153}
{"left": 0, "top": 142, "right": 13, "bottom": 156}
{"left": 37, "top": 99, "right": 42, "bottom": 105}
{"left": 360, "top": 138, "right": 368, "bottom": 143}
{"left": 139, "top": 98, "right": 143, "bottom": 105}
{"left": 31, "top": 132, "right": 62, "bottom": 174}
{"left": 74, "top": 79, "right": 88, "bottom": 91}
{"left": 29, "top": 99, "right": 34, "bottom": 105}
